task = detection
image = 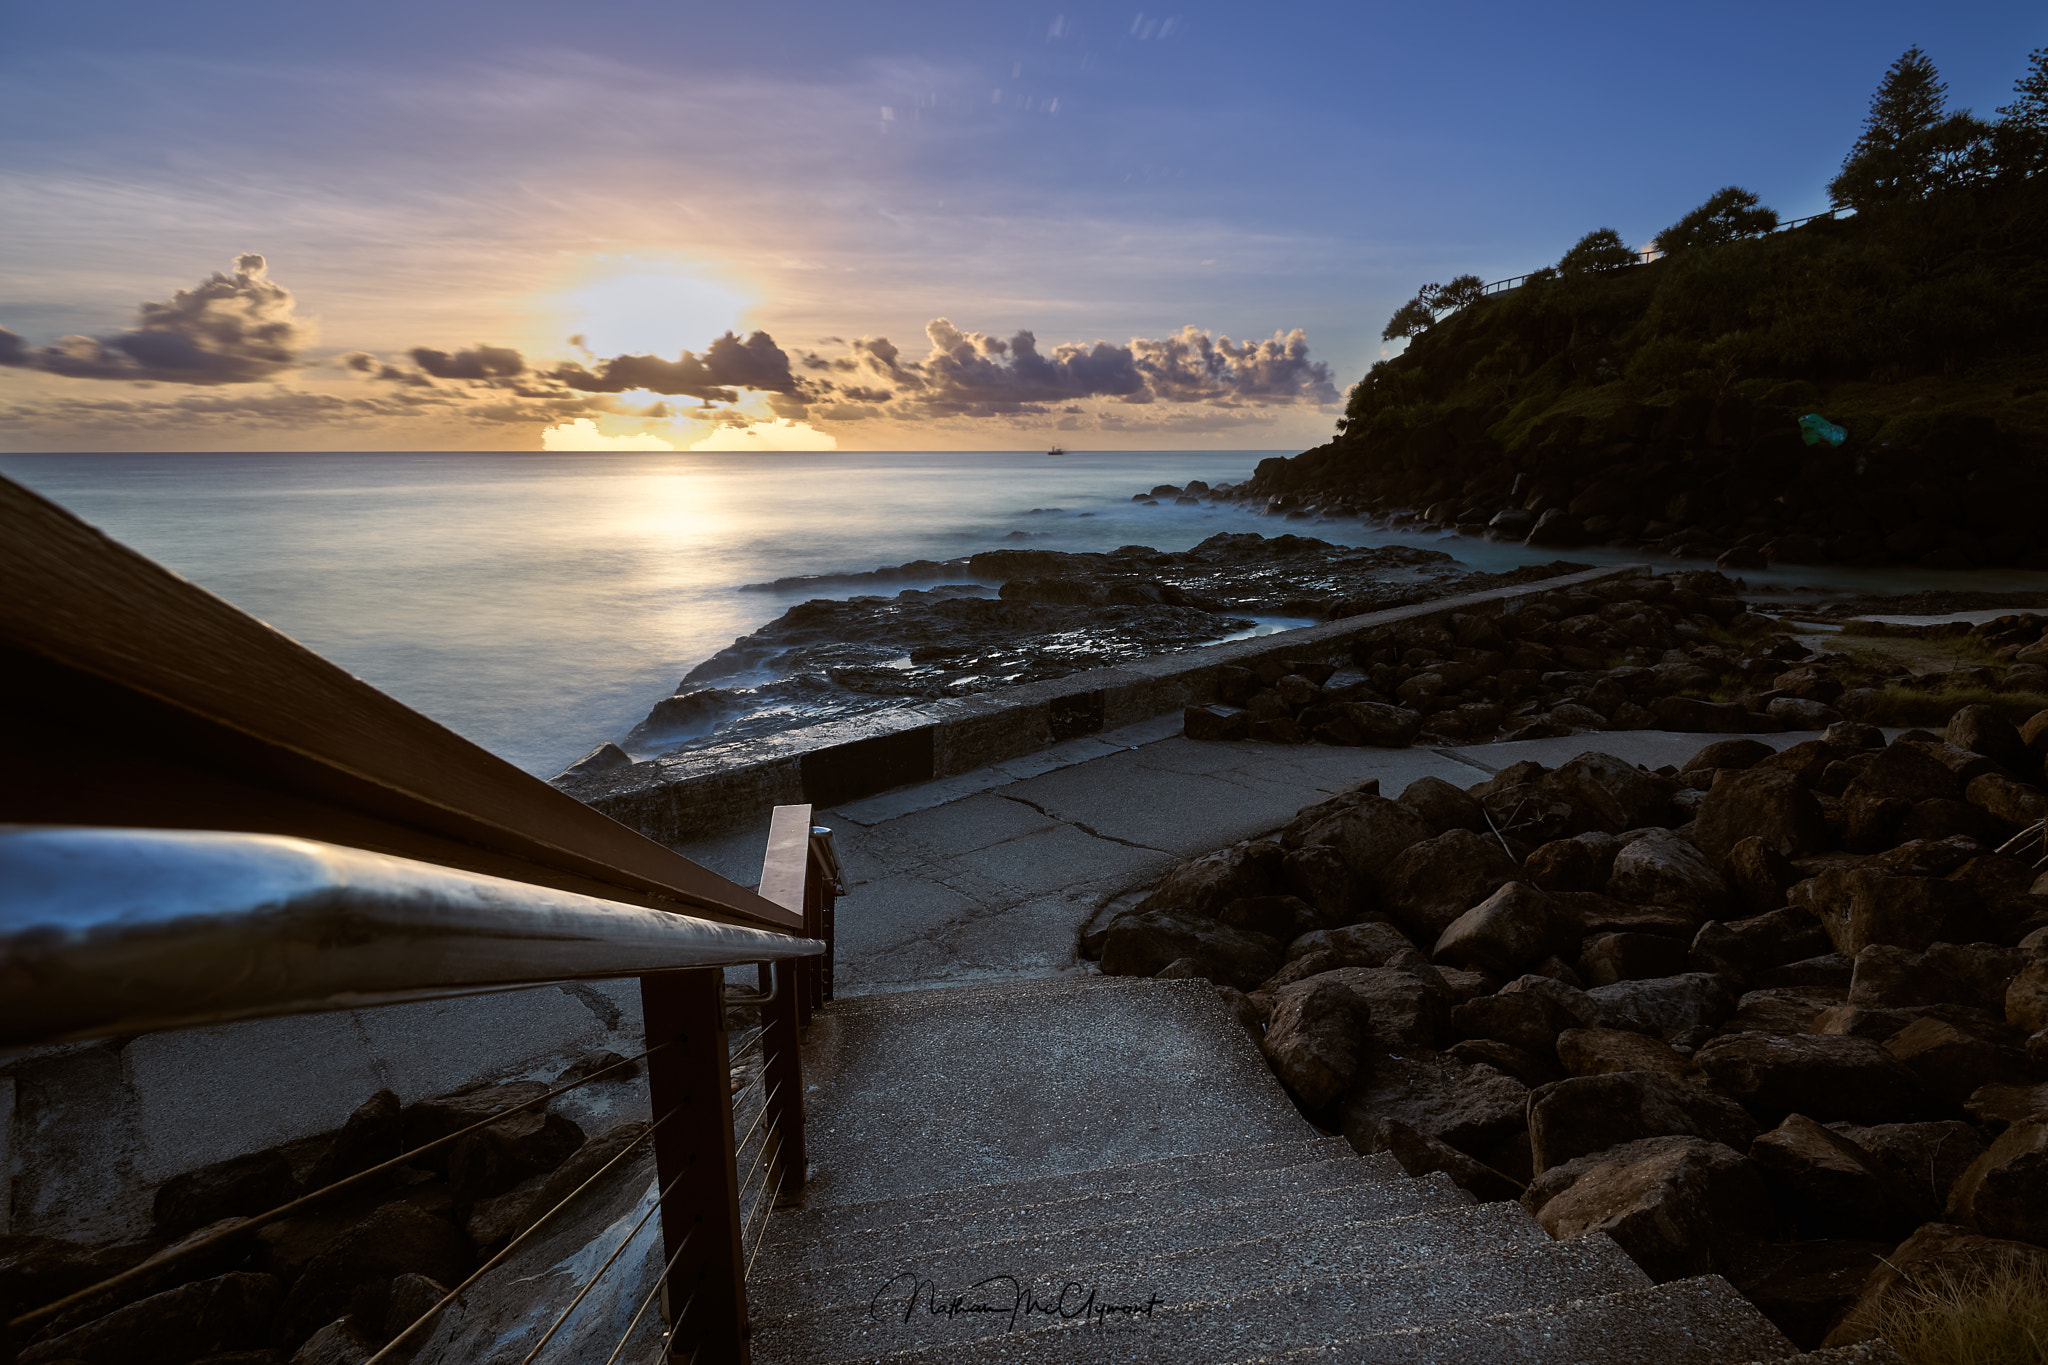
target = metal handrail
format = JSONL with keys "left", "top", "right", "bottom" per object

{"left": 0, "top": 824, "right": 822, "bottom": 1049}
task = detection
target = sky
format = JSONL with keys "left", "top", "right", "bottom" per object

{"left": 0, "top": 1, "right": 2041, "bottom": 453}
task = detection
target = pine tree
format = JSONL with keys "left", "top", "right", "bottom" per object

{"left": 1829, "top": 46, "right": 1953, "bottom": 209}
{"left": 1993, "top": 45, "right": 2048, "bottom": 177}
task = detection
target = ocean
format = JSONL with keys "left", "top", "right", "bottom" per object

{"left": 6, "top": 449, "right": 2041, "bottom": 778}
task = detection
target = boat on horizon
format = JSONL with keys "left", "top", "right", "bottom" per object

{"left": 1047, "top": 444, "right": 1066, "bottom": 456}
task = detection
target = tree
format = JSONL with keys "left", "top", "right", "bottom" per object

{"left": 1435, "top": 274, "right": 1487, "bottom": 312}
{"left": 1828, "top": 46, "right": 1993, "bottom": 209}
{"left": 1380, "top": 273, "right": 1489, "bottom": 340}
{"left": 1992, "top": 45, "right": 2048, "bottom": 178}
{"left": 1654, "top": 186, "right": 1778, "bottom": 256}
{"left": 1557, "top": 228, "right": 1637, "bottom": 276}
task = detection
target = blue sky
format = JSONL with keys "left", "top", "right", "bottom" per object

{"left": 1, "top": 1, "right": 2040, "bottom": 451}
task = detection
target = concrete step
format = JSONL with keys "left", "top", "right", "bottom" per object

{"left": 769, "top": 1136, "right": 1362, "bottom": 1245}
{"left": 770, "top": 1150, "right": 1410, "bottom": 1266}
{"left": 759, "top": 1227, "right": 1647, "bottom": 1365}
{"left": 823, "top": 973, "right": 1131, "bottom": 1015}
{"left": 1231, "top": 1274, "right": 1797, "bottom": 1364}
{"left": 750, "top": 1194, "right": 1540, "bottom": 1350}
{"left": 1729, "top": 1346, "right": 1905, "bottom": 1365}
{"left": 799, "top": 976, "right": 1317, "bottom": 1210}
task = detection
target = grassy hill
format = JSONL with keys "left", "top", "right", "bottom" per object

{"left": 1256, "top": 174, "right": 2048, "bottom": 570}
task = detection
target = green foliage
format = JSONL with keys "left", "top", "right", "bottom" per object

{"left": 1830, "top": 47, "right": 2003, "bottom": 209}
{"left": 1436, "top": 274, "right": 1487, "bottom": 311}
{"left": 1381, "top": 297, "right": 1435, "bottom": 341}
{"left": 1656, "top": 187, "right": 1778, "bottom": 256}
{"left": 1381, "top": 273, "right": 1492, "bottom": 340}
{"left": 1557, "top": 228, "right": 1637, "bottom": 276}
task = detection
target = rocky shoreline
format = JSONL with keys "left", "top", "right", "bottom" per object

{"left": 579, "top": 528, "right": 1596, "bottom": 774}
{"left": 1084, "top": 626, "right": 2048, "bottom": 1349}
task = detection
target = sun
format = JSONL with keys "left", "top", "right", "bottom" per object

{"left": 554, "top": 259, "right": 754, "bottom": 358}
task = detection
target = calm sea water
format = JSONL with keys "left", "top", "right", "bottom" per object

{"left": 7, "top": 450, "right": 2042, "bottom": 777}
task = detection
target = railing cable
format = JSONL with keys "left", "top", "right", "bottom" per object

{"left": 517, "top": 1157, "right": 701, "bottom": 1365}
{"left": 363, "top": 1105, "right": 677, "bottom": 1365}
{"left": 9, "top": 1042, "right": 669, "bottom": 1334}
{"left": 605, "top": 1265, "right": 695, "bottom": 1364}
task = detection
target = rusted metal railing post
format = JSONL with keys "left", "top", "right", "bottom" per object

{"left": 640, "top": 967, "right": 750, "bottom": 1362}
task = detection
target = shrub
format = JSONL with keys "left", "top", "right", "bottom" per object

{"left": 1870, "top": 1255, "right": 2048, "bottom": 1365}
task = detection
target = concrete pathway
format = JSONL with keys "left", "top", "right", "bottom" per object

{"left": 676, "top": 720, "right": 1822, "bottom": 999}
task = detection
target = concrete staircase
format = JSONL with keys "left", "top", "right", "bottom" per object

{"left": 748, "top": 976, "right": 1898, "bottom": 1365}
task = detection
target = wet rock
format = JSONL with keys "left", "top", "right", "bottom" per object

{"left": 1136, "top": 841, "right": 1284, "bottom": 918}
{"left": 1823, "top": 1220, "right": 2048, "bottom": 1348}
{"left": 554, "top": 741, "right": 632, "bottom": 781}
{"left": 1099, "top": 911, "right": 1282, "bottom": 990}
{"left": 1554, "top": 1027, "right": 1699, "bottom": 1080}
{"left": 278, "top": 1203, "right": 470, "bottom": 1343}
{"left": 1723, "top": 1239, "right": 1892, "bottom": 1351}
{"left": 1527, "top": 1071, "right": 1760, "bottom": 1173}
{"left": 1379, "top": 829, "right": 1521, "bottom": 941}
{"left": 1262, "top": 977, "right": 1375, "bottom": 1109}
{"left": 152, "top": 1150, "right": 299, "bottom": 1241}
{"left": 1578, "top": 931, "right": 1690, "bottom": 986}
{"left": 1545, "top": 752, "right": 1677, "bottom": 835}
{"left": 1694, "top": 1032, "right": 1931, "bottom": 1123}
{"left": 17, "top": 1272, "right": 282, "bottom": 1365}
{"left": 1750, "top": 1113, "right": 1931, "bottom": 1239}
{"left": 1798, "top": 866, "right": 1989, "bottom": 955}
{"left": 1606, "top": 829, "right": 1732, "bottom": 921}
{"left": 1522, "top": 1136, "right": 1774, "bottom": 1282}
{"left": 1432, "top": 882, "right": 1574, "bottom": 979}
{"left": 1696, "top": 767, "right": 1831, "bottom": 866}
{"left": 1396, "top": 775, "right": 1489, "bottom": 834}
{"left": 1827, "top": 1120, "right": 1987, "bottom": 1209}
{"left": 1340, "top": 1054, "right": 1530, "bottom": 1160}
{"left": 1584, "top": 972, "right": 1738, "bottom": 1042}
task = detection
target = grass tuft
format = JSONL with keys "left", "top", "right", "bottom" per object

{"left": 1847, "top": 685, "right": 2048, "bottom": 728}
{"left": 1871, "top": 1255, "right": 2048, "bottom": 1365}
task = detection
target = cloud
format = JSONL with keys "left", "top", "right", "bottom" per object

{"left": 540, "top": 417, "right": 676, "bottom": 450}
{"left": 0, "top": 255, "right": 309, "bottom": 384}
{"left": 689, "top": 417, "right": 836, "bottom": 451}
{"left": 411, "top": 344, "right": 525, "bottom": 379}
{"left": 546, "top": 330, "right": 796, "bottom": 399}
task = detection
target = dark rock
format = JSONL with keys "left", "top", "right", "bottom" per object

{"left": 1886, "top": 1017, "right": 2021, "bottom": 1106}
{"left": 1840, "top": 796, "right": 1911, "bottom": 852}
{"left": 1827, "top": 1120, "right": 1988, "bottom": 1213}
{"left": 1432, "top": 882, "right": 1574, "bottom": 979}
{"left": 1376, "top": 1119, "right": 1526, "bottom": 1203}
{"left": 1396, "top": 775, "right": 1489, "bottom": 834}
{"left": 278, "top": 1203, "right": 470, "bottom": 1343}
{"left": 1578, "top": 931, "right": 1690, "bottom": 986}
{"left": 1724, "top": 1239, "right": 1892, "bottom": 1351}
{"left": 1683, "top": 738, "right": 1776, "bottom": 771}
{"left": 304, "top": 1091, "right": 403, "bottom": 1194}
{"left": 1723, "top": 837, "right": 1800, "bottom": 916}
{"left": 1690, "top": 907, "right": 1830, "bottom": 983}
{"left": 1183, "top": 703, "right": 1250, "bottom": 741}
{"left": 16, "top": 1272, "right": 282, "bottom": 1365}
{"left": 1278, "top": 844, "right": 1367, "bottom": 923}
{"left": 1545, "top": 752, "right": 1677, "bottom": 834}
{"left": 1949, "top": 704, "right": 2028, "bottom": 772}
{"left": 1344, "top": 701, "right": 1425, "bottom": 747}
{"left": 1282, "top": 920, "right": 1416, "bottom": 967}
{"left": 1523, "top": 834, "right": 1622, "bottom": 894}
{"left": 1696, "top": 768, "right": 1831, "bottom": 864}
{"left": 1554, "top": 1027, "right": 1699, "bottom": 1080}
{"left": 1652, "top": 697, "right": 1754, "bottom": 733}
{"left": 153, "top": 1151, "right": 298, "bottom": 1241}
{"left": 1966, "top": 771, "right": 2048, "bottom": 827}
{"left": 1099, "top": 911, "right": 1282, "bottom": 990}
{"left": 287, "top": 1319, "right": 373, "bottom": 1365}
{"left": 1767, "top": 698, "right": 1844, "bottom": 730}
{"left": 1379, "top": 829, "right": 1520, "bottom": 941}
{"left": 1693, "top": 1032, "right": 1931, "bottom": 1123}
{"left": 1725, "top": 988, "right": 1838, "bottom": 1036}
{"left": 1798, "top": 866, "right": 1989, "bottom": 955}
{"left": 1339, "top": 1054, "right": 1530, "bottom": 1160}
{"left": 1584, "top": 972, "right": 1738, "bottom": 1042}
{"left": 1305, "top": 965, "right": 1454, "bottom": 1051}
{"left": 554, "top": 741, "right": 632, "bottom": 781}
{"left": 1849, "top": 941, "right": 2025, "bottom": 1013}
{"left": 1844, "top": 743, "right": 1961, "bottom": 803}
{"left": 2010, "top": 955, "right": 2048, "bottom": 1033}
{"left": 1136, "top": 841, "right": 1284, "bottom": 918}
{"left": 1750, "top": 1113, "right": 1931, "bottom": 1239}
{"left": 1303, "top": 795, "right": 1436, "bottom": 883}
{"left": 1606, "top": 829, "right": 1732, "bottom": 921}
{"left": 1752, "top": 739, "right": 1845, "bottom": 787}
{"left": 1262, "top": 977, "right": 1376, "bottom": 1109}
{"left": 1522, "top": 1136, "right": 1774, "bottom": 1282}
{"left": 1527, "top": 1071, "right": 1760, "bottom": 1173}
{"left": 1823, "top": 1220, "right": 2048, "bottom": 1348}
{"left": 1217, "top": 894, "right": 1324, "bottom": 942}
{"left": 1754, "top": 952, "right": 1855, "bottom": 992}
{"left": 1444, "top": 1038, "right": 1561, "bottom": 1088}
{"left": 1964, "top": 1080, "right": 2048, "bottom": 1128}
{"left": 445, "top": 1100, "right": 582, "bottom": 1207}
{"left": 1900, "top": 796, "right": 2007, "bottom": 846}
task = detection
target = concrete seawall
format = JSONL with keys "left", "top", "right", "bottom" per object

{"left": 558, "top": 562, "right": 1647, "bottom": 843}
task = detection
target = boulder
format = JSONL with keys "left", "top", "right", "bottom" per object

{"left": 1303, "top": 965, "right": 1453, "bottom": 1051}
{"left": 1693, "top": 1032, "right": 1931, "bottom": 1123}
{"left": 304, "top": 1090, "right": 404, "bottom": 1193}
{"left": 1725, "top": 988, "right": 1839, "bottom": 1036}
{"left": 15, "top": 1272, "right": 283, "bottom": 1365}
{"left": 1526, "top": 1071, "right": 1760, "bottom": 1173}
{"left": 1554, "top": 1027, "right": 1699, "bottom": 1080}
{"left": 1964, "top": 1080, "right": 2048, "bottom": 1128}
{"left": 1578, "top": 931, "right": 1690, "bottom": 986}
{"left": 1217, "top": 894, "right": 1324, "bottom": 942}
{"left": 278, "top": 1202, "right": 471, "bottom": 1342}
{"left": 1585, "top": 973, "right": 1737, "bottom": 1043}
{"left": 152, "top": 1149, "right": 299, "bottom": 1240}
{"left": 1752, "top": 739, "right": 1843, "bottom": 787}
{"left": 1544, "top": 752, "right": 1677, "bottom": 834}
{"left": 1886, "top": 1017, "right": 2020, "bottom": 1105}
{"left": 1376, "top": 1119, "right": 1526, "bottom": 1203}
{"left": 1522, "top": 1136, "right": 1774, "bottom": 1282}
{"left": 1952, "top": 1124, "right": 2048, "bottom": 1247}
{"left": 1099, "top": 911, "right": 1282, "bottom": 989}
{"left": 1303, "top": 795, "right": 1436, "bottom": 883}
{"left": 1606, "top": 829, "right": 1732, "bottom": 920}
{"left": 1183, "top": 703, "right": 1251, "bottom": 741}
{"left": 1798, "top": 866, "right": 1989, "bottom": 955}
{"left": 1522, "top": 834, "right": 1622, "bottom": 894}
{"left": 1262, "top": 977, "right": 1375, "bottom": 1109}
{"left": 290, "top": 1318, "right": 374, "bottom": 1364}
{"left": 1652, "top": 697, "right": 1754, "bottom": 733}
{"left": 1379, "top": 829, "right": 1521, "bottom": 940}
{"left": 1844, "top": 743, "right": 1961, "bottom": 803}
{"left": 1723, "top": 1239, "right": 1892, "bottom": 1352}
{"left": 1282, "top": 920, "right": 1415, "bottom": 967}
{"left": 1900, "top": 796, "right": 2007, "bottom": 846}
{"left": 1827, "top": 1120, "right": 1987, "bottom": 1209}
{"left": 1689, "top": 907, "right": 1830, "bottom": 982}
{"left": 1823, "top": 1220, "right": 2048, "bottom": 1348}
{"left": 1966, "top": 771, "right": 2048, "bottom": 827}
{"left": 1849, "top": 941, "right": 2025, "bottom": 1013}
{"left": 2010, "top": 955, "right": 2048, "bottom": 1033}
{"left": 1754, "top": 952, "right": 1855, "bottom": 991}
{"left": 1451, "top": 987, "right": 1582, "bottom": 1059}
{"left": 1444, "top": 1038, "right": 1561, "bottom": 1088}
{"left": 1432, "top": 882, "right": 1574, "bottom": 979}
{"left": 1339, "top": 1054, "right": 1530, "bottom": 1160}
{"left": 1279, "top": 844, "right": 1368, "bottom": 923}
{"left": 1396, "top": 775, "right": 1489, "bottom": 834}
{"left": 1723, "top": 837, "right": 1800, "bottom": 916}
{"left": 1749, "top": 1113, "right": 1930, "bottom": 1239}
{"left": 1695, "top": 767, "right": 1831, "bottom": 863}
{"left": 1948, "top": 704, "right": 2028, "bottom": 772}
{"left": 1683, "top": 738, "right": 1776, "bottom": 771}
{"left": 1137, "top": 841, "right": 1283, "bottom": 918}
{"left": 1766, "top": 697, "right": 1844, "bottom": 730}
